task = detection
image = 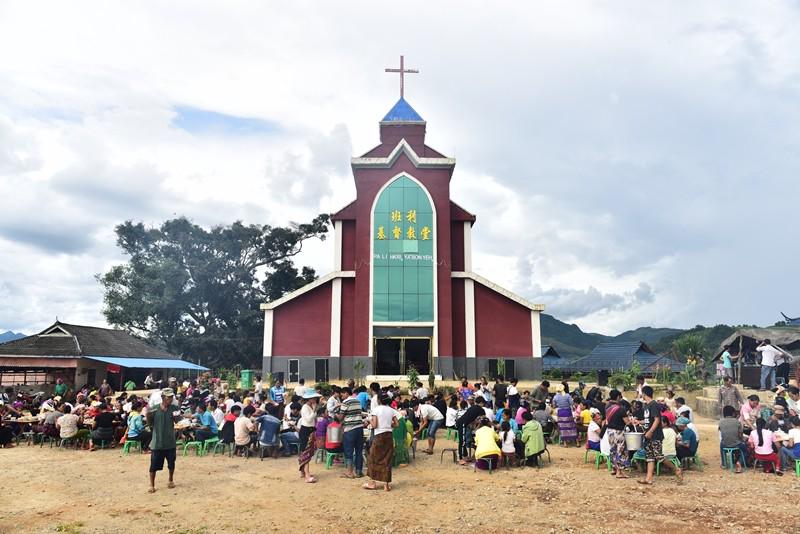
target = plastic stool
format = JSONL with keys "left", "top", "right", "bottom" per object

{"left": 123, "top": 440, "right": 142, "bottom": 454}
{"left": 201, "top": 437, "right": 220, "bottom": 455}
{"left": 722, "top": 447, "right": 746, "bottom": 472}
{"left": 182, "top": 441, "right": 204, "bottom": 456}
{"left": 212, "top": 441, "right": 234, "bottom": 457}
{"left": 440, "top": 448, "right": 458, "bottom": 464}
{"left": 656, "top": 457, "right": 681, "bottom": 475}
{"left": 325, "top": 451, "right": 344, "bottom": 469}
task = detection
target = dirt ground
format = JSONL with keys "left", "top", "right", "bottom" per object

{"left": 2, "top": 415, "right": 798, "bottom": 534}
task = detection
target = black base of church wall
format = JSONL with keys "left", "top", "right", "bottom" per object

{"left": 456, "top": 357, "right": 543, "bottom": 381}
{"left": 262, "top": 356, "right": 542, "bottom": 383}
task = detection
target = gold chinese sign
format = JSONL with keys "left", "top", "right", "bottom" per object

{"left": 377, "top": 209, "right": 432, "bottom": 241}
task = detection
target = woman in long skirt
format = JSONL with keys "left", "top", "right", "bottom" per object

{"left": 552, "top": 385, "right": 578, "bottom": 445}
{"left": 298, "top": 393, "right": 321, "bottom": 483}
{"left": 364, "top": 393, "right": 397, "bottom": 492}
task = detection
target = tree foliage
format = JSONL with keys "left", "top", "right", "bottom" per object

{"left": 97, "top": 215, "right": 329, "bottom": 368}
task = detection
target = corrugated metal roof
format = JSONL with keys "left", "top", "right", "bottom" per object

{"left": 381, "top": 97, "right": 424, "bottom": 122}
{"left": 0, "top": 321, "right": 181, "bottom": 360}
{"left": 551, "top": 342, "right": 684, "bottom": 374}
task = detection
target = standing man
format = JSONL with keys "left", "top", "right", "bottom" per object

{"left": 720, "top": 345, "right": 735, "bottom": 380}
{"left": 533, "top": 381, "right": 550, "bottom": 404}
{"left": 635, "top": 375, "right": 648, "bottom": 401}
{"left": 54, "top": 378, "right": 68, "bottom": 399}
{"left": 147, "top": 388, "right": 179, "bottom": 493}
{"left": 639, "top": 385, "right": 663, "bottom": 485}
{"left": 414, "top": 397, "right": 445, "bottom": 455}
{"left": 339, "top": 387, "right": 365, "bottom": 478}
{"left": 270, "top": 379, "right": 286, "bottom": 413}
{"left": 492, "top": 375, "right": 508, "bottom": 413}
{"left": 253, "top": 375, "right": 264, "bottom": 403}
{"left": 718, "top": 376, "right": 745, "bottom": 416}
{"left": 756, "top": 339, "right": 780, "bottom": 391}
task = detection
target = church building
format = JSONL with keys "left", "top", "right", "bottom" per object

{"left": 261, "top": 61, "right": 544, "bottom": 383}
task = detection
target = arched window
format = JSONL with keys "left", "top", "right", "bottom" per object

{"left": 372, "top": 175, "right": 435, "bottom": 322}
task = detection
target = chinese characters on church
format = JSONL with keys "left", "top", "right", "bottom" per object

{"left": 377, "top": 209, "right": 431, "bottom": 241}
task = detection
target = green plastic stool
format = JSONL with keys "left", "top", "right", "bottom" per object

{"left": 182, "top": 441, "right": 204, "bottom": 456}
{"left": 794, "top": 459, "right": 800, "bottom": 478}
{"left": 201, "top": 437, "right": 220, "bottom": 455}
{"left": 315, "top": 448, "right": 326, "bottom": 463}
{"left": 421, "top": 428, "right": 428, "bottom": 440}
{"left": 123, "top": 440, "right": 142, "bottom": 454}
{"left": 212, "top": 441, "right": 234, "bottom": 457}
{"left": 656, "top": 457, "right": 681, "bottom": 476}
{"left": 682, "top": 453, "right": 703, "bottom": 471}
{"left": 325, "top": 451, "right": 344, "bottom": 469}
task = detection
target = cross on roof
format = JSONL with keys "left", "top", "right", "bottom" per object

{"left": 385, "top": 55, "right": 419, "bottom": 99}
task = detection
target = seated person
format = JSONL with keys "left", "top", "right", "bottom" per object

{"left": 89, "top": 402, "right": 116, "bottom": 450}
{"left": 499, "top": 409, "right": 518, "bottom": 434}
{"left": 56, "top": 405, "right": 89, "bottom": 443}
{"left": 739, "top": 395, "right": 761, "bottom": 435}
{"left": 192, "top": 402, "right": 218, "bottom": 443}
{"left": 577, "top": 401, "right": 592, "bottom": 435}
{"left": 473, "top": 417, "right": 501, "bottom": 470}
{"left": 533, "top": 402, "right": 554, "bottom": 436}
{"left": 499, "top": 421, "right": 516, "bottom": 466}
{"left": 279, "top": 403, "right": 302, "bottom": 455}
{"left": 778, "top": 415, "right": 800, "bottom": 473}
{"left": 234, "top": 405, "right": 256, "bottom": 453}
{"left": 255, "top": 404, "right": 282, "bottom": 457}
{"left": 315, "top": 407, "right": 330, "bottom": 449}
{"left": 748, "top": 417, "right": 782, "bottom": 475}
{"left": 586, "top": 411, "right": 602, "bottom": 452}
{"left": 126, "top": 401, "right": 151, "bottom": 449}
{"left": 719, "top": 405, "right": 748, "bottom": 473}
{"left": 675, "top": 417, "right": 697, "bottom": 460}
{"left": 520, "top": 411, "right": 546, "bottom": 467}
{"left": 324, "top": 419, "right": 344, "bottom": 454}
{"left": 660, "top": 416, "right": 684, "bottom": 481}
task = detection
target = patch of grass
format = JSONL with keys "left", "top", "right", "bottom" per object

{"left": 55, "top": 522, "right": 84, "bottom": 534}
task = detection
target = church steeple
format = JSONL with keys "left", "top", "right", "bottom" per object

{"left": 381, "top": 97, "right": 425, "bottom": 124}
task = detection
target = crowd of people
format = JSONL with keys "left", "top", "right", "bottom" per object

{"left": 2, "top": 372, "right": 800, "bottom": 491}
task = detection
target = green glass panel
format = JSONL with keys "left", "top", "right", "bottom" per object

{"left": 403, "top": 267, "right": 418, "bottom": 293}
{"left": 418, "top": 267, "right": 433, "bottom": 294}
{"left": 373, "top": 293, "right": 389, "bottom": 322}
{"left": 373, "top": 266, "right": 389, "bottom": 293}
{"left": 389, "top": 187, "right": 404, "bottom": 210}
{"left": 388, "top": 266, "right": 403, "bottom": 294}
{"left": 404, "top": 187, "right": 418, "bottom": 208}
{"left": 418, "top": 294, "right": 434, "bottom": 321}
{"left": 375, "top": 191, "right": 390, "bottom": 212}
{"left": 417, "top": 189, "right": 432, "bottom": 213}
{"left": 388, "top": 239, "right": 402, "bottom": 253}
{"left": 403, "top": 294, "right": 419, "bottom": 322}
{"left": 388, "top": 294, "right": 404, "bottom": 322}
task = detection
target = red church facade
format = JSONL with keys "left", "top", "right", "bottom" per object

{"left": 261, "top": 97, "right": 544, "bottom": 382}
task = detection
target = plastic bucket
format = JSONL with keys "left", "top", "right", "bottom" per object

{"left": 624, "top": 432, "right": 644, "bottom": 451}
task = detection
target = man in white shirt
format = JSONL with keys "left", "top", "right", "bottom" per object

{"left": 756, "top": 339, "right": 780, "bottom": 391}
{"left": 294, "top": 378, "right": 308, "bottom": 398}
{"left": 326, "top": 387, "right": 341, "bottom": 416}
{"left": 414, "top": 398, "right": 444, "bottom": 454}
{"left": 414, "top": 382, "right": 429, "bottom": 401}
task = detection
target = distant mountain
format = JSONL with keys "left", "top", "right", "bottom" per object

{"left": 541, "top": 315, "right": 685, "bottom": 360}
{"left": 0, "top": 331, "right": 25, "bottom": 343}
{"left": 613, "top": 326, "right": 684, "bottom": 344}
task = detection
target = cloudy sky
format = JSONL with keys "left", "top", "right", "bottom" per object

{"left": 1, "top": 1, "right": 799, "bottom": 336}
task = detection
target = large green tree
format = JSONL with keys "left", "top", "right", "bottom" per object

{"left": 98, "top": 215, "right": 329, "bottom": 368}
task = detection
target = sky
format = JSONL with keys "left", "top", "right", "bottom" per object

{"left": 1, "top": 1, "right": 799, "bottom": 336}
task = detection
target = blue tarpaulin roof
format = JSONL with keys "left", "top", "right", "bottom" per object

{"left": 85, "top": 356, "right": 208, "bottom": 370}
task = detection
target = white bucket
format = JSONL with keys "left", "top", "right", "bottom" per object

{"left": 624, "top": 431, "right": 644, "bottom": 451}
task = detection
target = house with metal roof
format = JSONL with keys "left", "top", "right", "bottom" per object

{"left": 0, "top": 321, "right": 207, "bottom": 391}
{"left": 542, "top": 345, "right": 565, "bottom": 371}
{"left": 555, "top": 341, "right": 684, "bottom": 375}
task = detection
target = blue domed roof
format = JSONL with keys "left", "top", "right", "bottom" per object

{"left": 381, "top": 97, "right": 424, "bottom": 123}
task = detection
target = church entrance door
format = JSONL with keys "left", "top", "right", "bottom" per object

{"left": 373, "top": 337, "right": 431, "bottom": 375}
